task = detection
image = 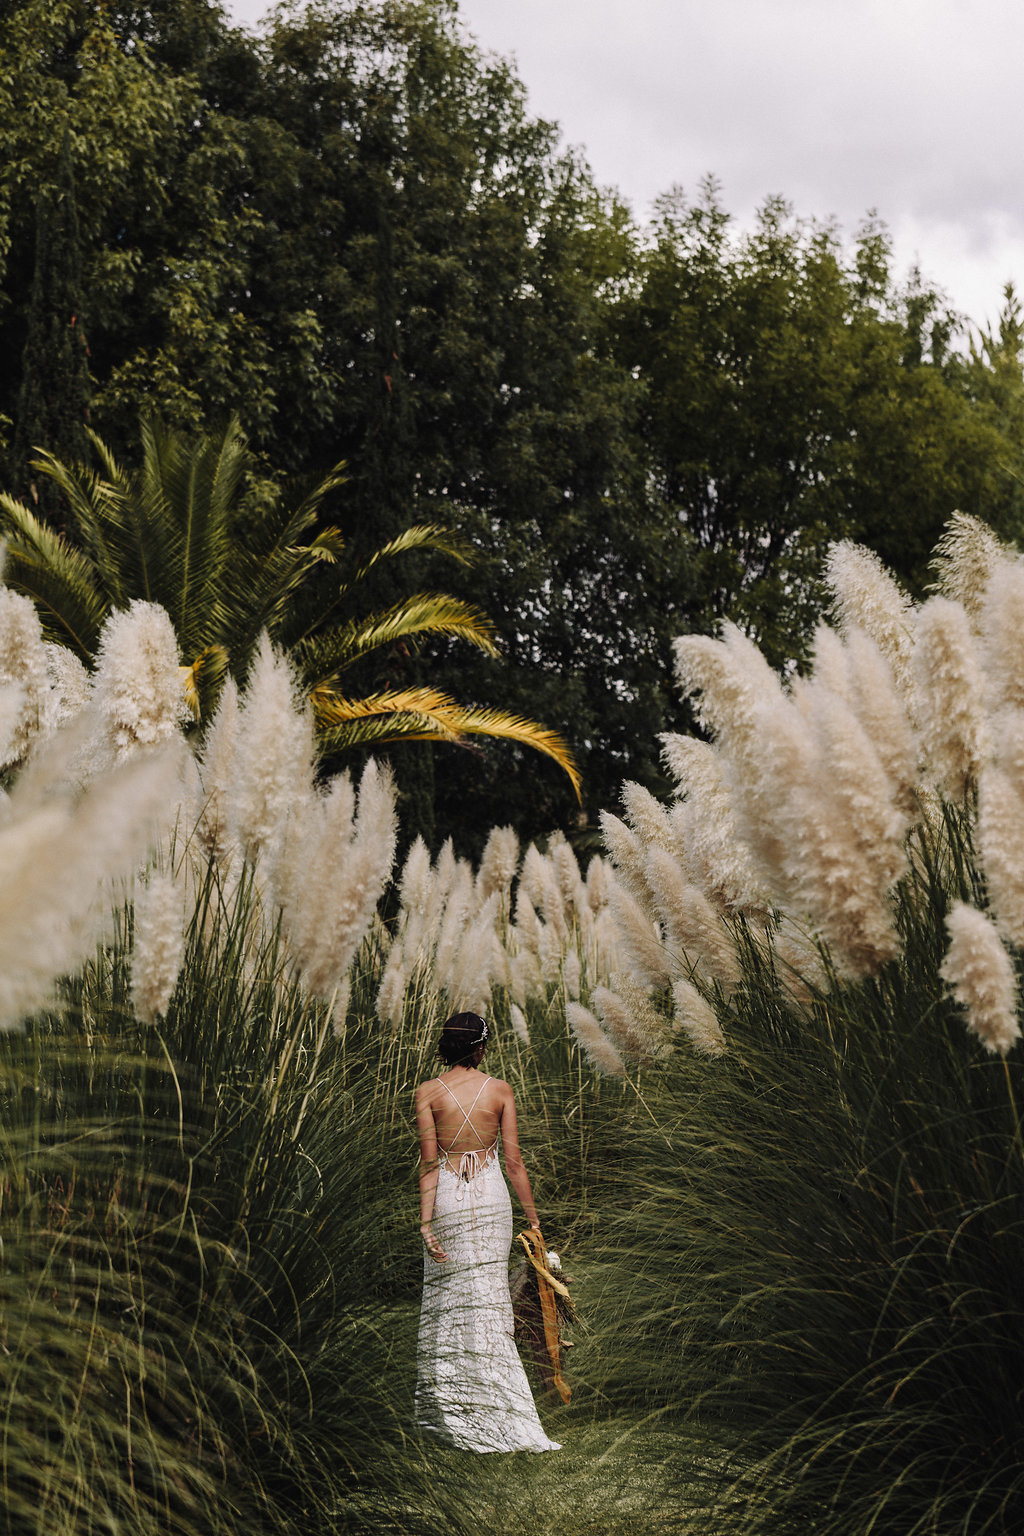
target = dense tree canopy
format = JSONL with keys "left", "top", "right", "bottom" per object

{"left": 2, "top": 0, "right": 1022, "bottom": 852}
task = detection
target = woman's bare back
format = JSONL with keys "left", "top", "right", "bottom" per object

{"left": 426, "top": 1068, "right": 505, "bottom": 1157}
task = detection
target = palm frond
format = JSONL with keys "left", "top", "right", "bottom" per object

{"left": 347, "top": 523, "right": 478, "bottom": 586}
{"left": 425, "top": 703, "right": 583, "bottom": 799}
{"left": 311, "top": 684, "right": 463, "bottom": 733}
{"left": 29, "top": 448, "right": 133, "bottom": 606}
{"left": 311, "top": 684, "right": 582, "bottom": 796}
{"left": 228, "top": 463, "right": 350, "bottom": 657}
{"left": 0, "top": 493, "right": 107, "bottom": 656}
{"left": 293, "top": 595, "right": 498, "bottom": 688}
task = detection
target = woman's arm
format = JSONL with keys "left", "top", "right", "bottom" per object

{"left": 415, "top": 1083, "right": 447, "bottom": 1262}
{"left": 498, "top": 1084, "right": 541, "bottom": 1230}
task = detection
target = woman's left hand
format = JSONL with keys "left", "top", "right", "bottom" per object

{"left": 420, "top": 1222, "right": 448, "bottom": 1263}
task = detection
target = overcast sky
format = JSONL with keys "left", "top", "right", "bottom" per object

{"left": 224, "top": 0, "right": 1024, "bottom": 332}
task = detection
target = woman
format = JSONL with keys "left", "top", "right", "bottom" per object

{"left": 414, "top": 1011, "right": 561, "bottom": 1453}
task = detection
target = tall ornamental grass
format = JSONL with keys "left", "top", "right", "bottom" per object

{"left": 0, "top": 869, "right": 453, "bottom": 1536}
{"left": 588, "top": 517, "right": 1024, "bottom": 1534}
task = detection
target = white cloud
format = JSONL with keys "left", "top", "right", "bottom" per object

{"left": 224, "top": 0, "right": 1024, "bottom": 326}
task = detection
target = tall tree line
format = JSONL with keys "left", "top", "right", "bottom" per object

{"left": 2, "top": 0, "right": 1022, "bottom": 851}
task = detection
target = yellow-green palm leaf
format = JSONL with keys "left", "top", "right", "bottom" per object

{"left": 314, "top": 686, "right": 582, "bottom": 798}
{"left": 292, "top": 594, "right": 498, "bottom": 690}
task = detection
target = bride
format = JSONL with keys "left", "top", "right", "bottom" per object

{"left": 414, "top": 1011, "right": 561, "bottom": 1453}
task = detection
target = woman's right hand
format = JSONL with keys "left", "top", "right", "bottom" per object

{"left": 420, "top": 1222, "right": 448, "bottom": 1263}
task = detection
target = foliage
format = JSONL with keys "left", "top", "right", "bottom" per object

{"left": 11, "top": 128, "right": 91, "bottom": 514}
{"left": 617, "top": 181, "right": 1021, "bottom": 669}
{"left": 0, "top": 416, "right": 581, "bottom": 787}
{"left": 600, "top": 813, "right": 1024, "bottom": 1535}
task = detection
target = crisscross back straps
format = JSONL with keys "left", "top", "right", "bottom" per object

{"left": 436, "top": 1077, "right": 497, "bottom": 1189}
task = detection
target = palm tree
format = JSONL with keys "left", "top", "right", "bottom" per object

{"left": 0, "top": 416, "right": 580, "bottom": 793}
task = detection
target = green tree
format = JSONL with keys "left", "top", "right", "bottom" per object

{"left": 962, "top": 283, "right": 1024, "bottom": 541}
{"left": 618, "top": 181, "right": 1008, "bottom": 668}
{"left": 11, "top": 128, "right": 91, "bottom": 517}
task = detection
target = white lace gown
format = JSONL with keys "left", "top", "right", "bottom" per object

{"left": 414, "top": 1149, "right": 561, "bottom": 1453}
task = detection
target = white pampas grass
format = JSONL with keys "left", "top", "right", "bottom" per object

{"left": 841, "top": 627, "right": 918, "bottom": 815}
{"left": 599, "top": 811, "right": 656, "bottom": 905}
{"left": 448, "top": 891, "right": 501, "bottom": 1012}
{"left": 940, "top": 902, "right": 1020, "bottom": 1056}
{"left": 195, "top": 676, "right": 240, "bottom": 859}
{"left": 562, "top": 950, "right": 582, "bottom": 1000}
{"left": 643, "top": 844, "right": 741, "bottom": 993}
{"left": 981, "top": 562, "right": 1024, "bottom": 713}
{"left": 550, "top": 836, "right": 585, "bottom": 918}
{"left": 536, "top": 919, "right": 563, "bottom": 985}
{"left": 131, "top": 870, "right": 185, "bottom": 1023}
{"left": 91, "top": 601, "right": 188, "bottom": 760}
{"left": 519, "top": 843, "right": 551, "bottom": 912}
{"left": 44, "top": 644, "right": 90, "bottom": 729}
{"left": 776, "top": 686, "right": 904, "bottom": 976}
{"left": 280, "top": 760, "right": 397, "bottom": 1002}
{"left": 0, "top": 590, "right": 54, "bottom": 767}
{"left": 672, "top": 977, "right": 726, "bottom": 1057}
{"left": 990, "top": 708, "right": 1024, "bottom": 801}
{"left": 824, "top": 541, "right": 914, "bottom": 692}
{"left": 591, "top": 985, "right": 642, "bottom": 1054}
{"left": 622, "top": 780, "right": 674, "bottom": 851}
{"left": 433, "top": 861, "right": 473, "bottom": 987}
{"left": 674, "top": 624, "right": 781, "bottom": 753}
{"left": 508, "top": 948, "right": 542, "bottom": 1008}
{"left": 476, "top": 825, "right": 519, "bottom": 902}
{"left": 977, "top": 767, "right": 1024, "bottom": 947}
{"left": 376, "top": 953, "right": 408, "bottom": 1028}
{"left": 660, "top": 735, "right": 766, "bottom": 914}
{"left": 607, "top": 881, "right": 672, "bottom": 989}
{"left": 230, "top": 635, "right": 316, "bottom": 867}
{"left": 911, "top": 597, "right": 987, "bottom": 799}
{"left": 565, "top": 1001, "right": 625, "bottom": 1076}
{"left": 509, "top": 1002, "right": 530, "bottom": 1045}
{"left": 0, "top": 735, "right": 183, "bottom": 1027}
{"left": 931, "top": 511, "right": 1009, "bottom": 621}
{"left": 585, "top": 856, "right": 610, "bottom": 912}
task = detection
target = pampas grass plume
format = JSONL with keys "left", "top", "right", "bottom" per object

{"left": 288, "top": 760, "right": 398, "bottom": 1000}
{"left": 229, "top": 635, "right": 316, "bottom": 866}
{"left": 0, "top": 736, "right": 183, "bottom": 1027}
{"left": 565, "top": 1001, "right": 625, "bottom": 1076}
{"left": 977, "top": 766, "right": 1024, "bottom": 947}
{"left": 509, "top": 1002, "right": 530, "bottom": 1045}
{"left": 196, "top": 676, "right": 240, "bottom": 859}
{"left": 940, "top": 901, "right": 1021, "bottom": 1056}
{"left": 841, "top": 626, "right": 918, "bottom": 814}
{"left": 672, "top": 977, "right": 726, "bottom": 1057}
{"left": 376, "top": 955, "right": 408, "bottom": 1028}
{"left": 931, "top": 510, "right": 1009, "bottom": 621}
{"left": 981, "top": 561, "right": 1024, "bottom": 712}
{"left": 91, "top": 601, "right": 187, "bottom": 759}
{"left": 607, "top": 881, "right": 672, "bottom": 989}
{"left": 911, "top": 596, "right": 987, "bottom": 799}
{"left": 45, "top": 644, "right": 90, "bottom": 729}
{"left": 0, "top": 589, "right": 54, "bottom": 767}
{"left": 131, "top": 870, "right": 185, "bottom": 1024}
{"left": 824, "top": 541, "right": 914, "bottom": 692}
{"left": 476, "top": 825, "right": 519, "bottom": 901}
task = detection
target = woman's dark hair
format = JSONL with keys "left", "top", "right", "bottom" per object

{"left": 437, "top": 1012, "right": 489, "bottom": 1066}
